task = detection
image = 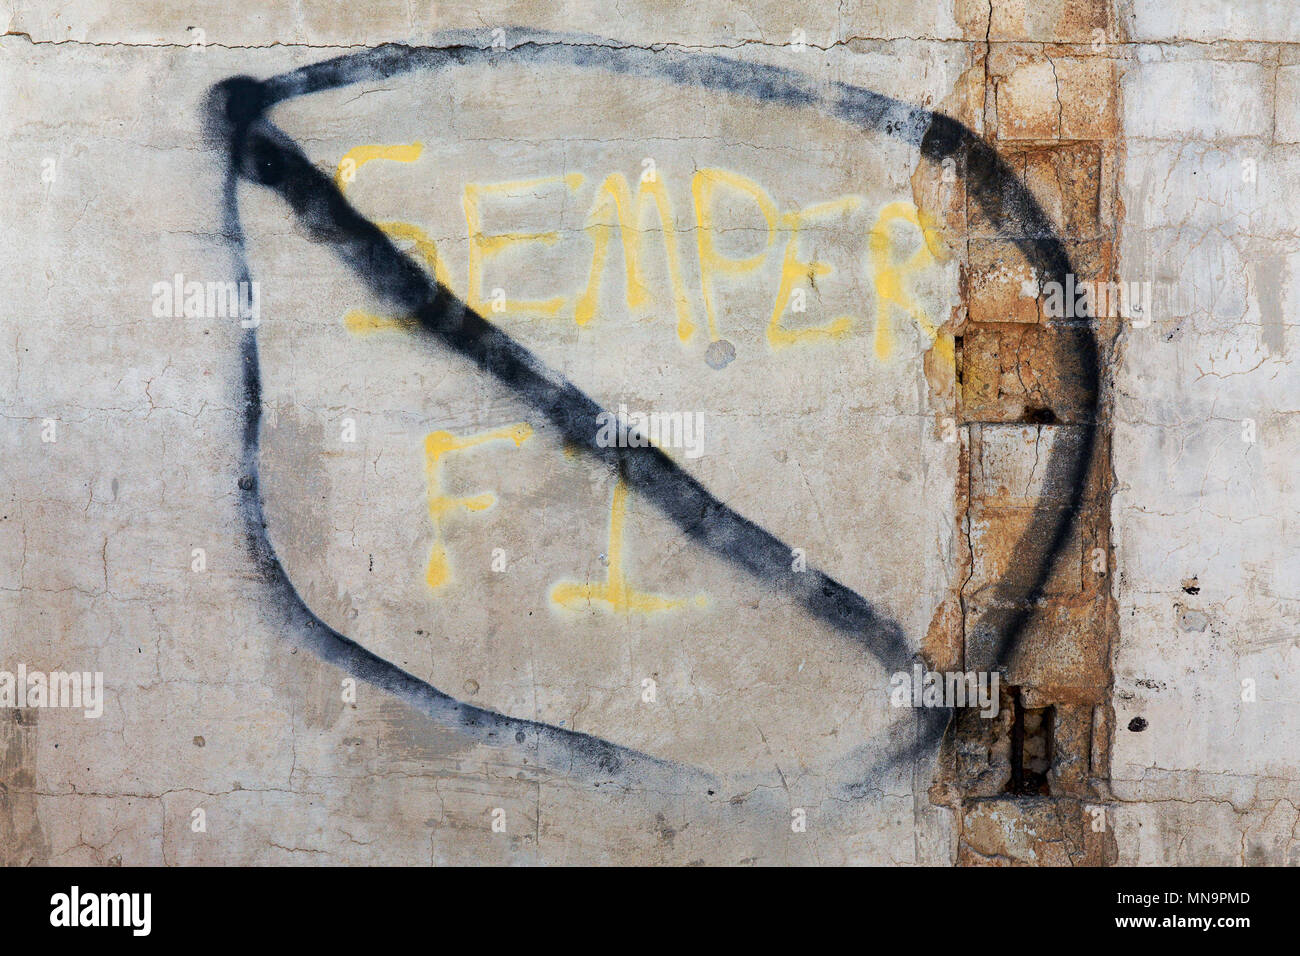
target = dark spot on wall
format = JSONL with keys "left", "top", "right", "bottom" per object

{"left": 1127, "top": 716, "right": 1147, "bottom": 732}
{"left": 654, "top": 812, "right": 678, "bottom": 844}
{"left": 1177, "top": 606, "right": 1209, "bottom": 632}
{"left": 704, "top": 338, "right": 737, "bottom": 369}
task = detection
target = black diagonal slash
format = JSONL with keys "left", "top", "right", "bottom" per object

{"left": 207, "top": 30, "right": 1099, "bottom": 782}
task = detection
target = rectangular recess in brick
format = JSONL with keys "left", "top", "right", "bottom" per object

{"left": 1006, "top": 688, "right": 1054, "bottom": 796}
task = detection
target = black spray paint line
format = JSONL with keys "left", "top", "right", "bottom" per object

{"left": 207, "top": 29, "right": 1099, "bottom": 786}
{"left": 235, "top": 120, "right": 909, "bottom": 665}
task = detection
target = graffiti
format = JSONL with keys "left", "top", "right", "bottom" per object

{"left": 550, "top": 477, "right": 707, "bottom": 614}
{"left": 578, "top": 172, "right": 696, "bottom": 340}
{"left": 868, "top": 201, "right": 951, "bottom": 363}
{"left": 464, "top": 174, "right": 587, "bottom": 317}
{"left": 208, "top": 28, "right": 1099, "bottom": 787}
{"left": 335, "top": 149, "right": 945, "bottom": 354}
{"left": 422, "top": 423, "right": 532, "bottom": 590}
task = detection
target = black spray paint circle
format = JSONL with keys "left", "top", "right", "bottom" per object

{"left": 207, "top": 29, "right": 1100, "bottom": 790}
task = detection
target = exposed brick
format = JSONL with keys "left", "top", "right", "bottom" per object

{"left": 1022, "top": 143, "right": 1105, "bottom": 239}
{"left": 992, "top": 52, "right": 1063, "bottom": 140}
{"left": 959, "top": 797, "right": 1114, "bottom": 865}
{"left": 961, "top": 323, "right": 1100, "bottom": 424}
{"left": 987, "top": 0, "right": 1109, "bottom": 44}
{"left": 967, "top": 238, "right": 1042, "bottom": 323}
{"left": 1056, "top": 55, "right": 1119, "bottom": 140}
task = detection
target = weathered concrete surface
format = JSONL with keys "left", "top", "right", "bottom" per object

{"left": 0, "top": 0, "right": 1294, "bottom": 865}
{"left": 1109, "top": 4, "right": 1300, "bottom": 865}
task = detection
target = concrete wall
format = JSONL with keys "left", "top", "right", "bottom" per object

{"left": 0, "top": 0, "right": 1295, "bottom": 865}
{"left": 1110, "top": 1, "right": 1300, "bottom": 865}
